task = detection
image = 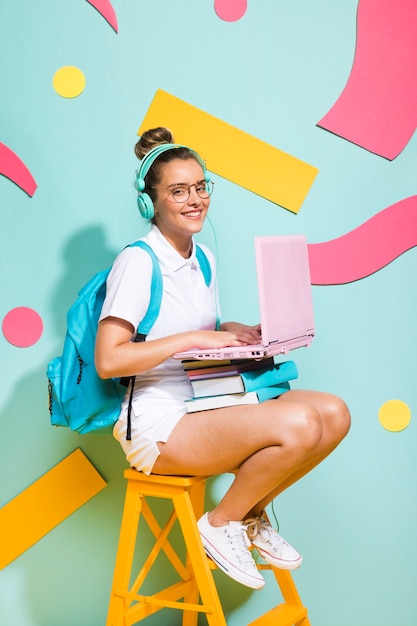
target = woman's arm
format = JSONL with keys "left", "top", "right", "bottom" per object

{"left": 95, "top": 317, "right": 256, "bottom": 379}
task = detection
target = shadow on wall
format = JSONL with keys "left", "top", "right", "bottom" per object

{"left": 50, "top": 225, "right": 118, "bottom": 338}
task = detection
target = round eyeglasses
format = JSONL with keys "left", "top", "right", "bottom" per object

{"left": 151, "top": 180, "right": 214, "bottom": 203}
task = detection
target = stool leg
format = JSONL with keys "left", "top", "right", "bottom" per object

{"left": 106, "top": 480, "right": 142, "bottom": 626}
{"left": 182, "top": 479, "right": 206, "bottom": 626}
{"left": 271, "top": 568, "right": 310, "bottom": 626}
{"left": 174, "top": 489, "right": 227, "bottom": 626}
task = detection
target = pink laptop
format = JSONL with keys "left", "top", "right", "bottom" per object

{"left": 173, "top": 235, "right": 315, "bottom": 361}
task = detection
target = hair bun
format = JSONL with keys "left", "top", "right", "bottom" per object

{"left": 134, "top": 127, "right": 175, "bottom": 160}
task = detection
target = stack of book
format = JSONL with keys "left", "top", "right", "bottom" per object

{"left": 182, "top": 357, "right": 298, "bottom": 412}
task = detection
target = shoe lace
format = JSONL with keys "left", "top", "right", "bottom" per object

{"left": 226, "top": 524, "right": 255, "bottom": 565}
{"left": 245, "top": 517, "right": 286, "bottom": 547}
{"left": 245, "top": 517, "right": 267, "bottom": 541}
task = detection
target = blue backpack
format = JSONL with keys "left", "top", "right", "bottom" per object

{"left": 47, "top": 240, "right": 212, "bottom": 438}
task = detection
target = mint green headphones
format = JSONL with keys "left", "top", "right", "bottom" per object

{"left": 135, "top": 143, "right": 209, "bottom": 220}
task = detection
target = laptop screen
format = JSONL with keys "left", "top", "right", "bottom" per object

{"left": 255, "top": 235, "right": 315, "bottom": 346}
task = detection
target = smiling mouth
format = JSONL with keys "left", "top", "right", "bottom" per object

{"left": 182, "top": 210, "right": 202, "bottom": 218}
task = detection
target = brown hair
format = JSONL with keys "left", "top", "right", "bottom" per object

{"left": 134, "top": 127, "right": 174, "bottom": 160}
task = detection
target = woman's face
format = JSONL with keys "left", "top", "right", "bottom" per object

{"left": 153, "top": 158, "right": 210, "bottom": 253}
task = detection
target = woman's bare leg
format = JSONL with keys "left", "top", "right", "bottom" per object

{"left": 245, "top": 390, "right": 351, "bottom": 517}
{"left": 152, "top": 390, "right": 350, "bottom": 524}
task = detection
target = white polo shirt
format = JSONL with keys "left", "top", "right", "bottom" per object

{"left": 99, "top": 225, "right": 218, "bottom": 472}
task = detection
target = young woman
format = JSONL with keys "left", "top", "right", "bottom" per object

{"left": 95, "top": 127, "right": 350, "bottom": 590}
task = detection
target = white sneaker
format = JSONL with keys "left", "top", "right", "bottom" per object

{"left": 244, "top": 517, "right": 303, "bottom": 570}
{"left": 197, "top": 513, "right": 265, "bottom": 589}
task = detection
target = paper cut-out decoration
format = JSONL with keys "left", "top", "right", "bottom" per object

{"left": 53, "top": 66, "right": 86, "bottom": 99}
{"left": 317, "top": 0, "right": 417, "bottom": 160}
{"left": 85, "top": 0, "right": 118, "bottom": 32}
{"left": 378, "top": 399, "right": 411, "bottom": 432}
{"left": 138, "top": 90, "right": 318, "bottom": 214}
{"left": 2, "top": 307, "right": 43, "bottom": 347}
{"left": 308, "top": 196, "right": 417, "bottom": 285}
{"left": 0, "top": 449, "right": 106, "bottom": 569}
{"left": 214, "top": 0, "right": 247, "bottom": 21}
{"left": 0, "top": 142, "right": 37, "bottom": 196}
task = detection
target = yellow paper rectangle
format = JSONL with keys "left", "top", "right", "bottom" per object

{"left": 0, "top": 448, "right": 107, "bottom": 569}
{"left": 138, "top": 90, "right": 318, "bottom": 213}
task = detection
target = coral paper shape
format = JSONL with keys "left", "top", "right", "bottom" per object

{"left": 138, "top": 90, "right": 318, "bottom": 214}
{"left": 214, "top": 0, "right": 248, "bottom": 22}
{"left": 2, "top": 307, "right": 43, "bottom": 347}
{"left": 0, "top": 142, "right": 37, "bottom": 196}
{"left": 317, "top": 0, "right": 417, "bottom": 160}
{"left": 308, "top": 196, "right": 417, "bottom": 284}
{"left": 86, "top": 0, "right": 118, "bottom": 32}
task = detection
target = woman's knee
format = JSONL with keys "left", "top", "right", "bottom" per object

{"left": 277, "top": 405, "right": 323, "bottom": 452}
{"left": 325, "top": 394, "right": 351, "bottom": 440}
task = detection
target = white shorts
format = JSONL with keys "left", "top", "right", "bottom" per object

{"left": 113, "top": 400, "right": 187, "bottom": 475}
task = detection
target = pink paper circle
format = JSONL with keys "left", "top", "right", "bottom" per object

{"left": 214, "top": 0, "right": 247, "bottom": 22}
{"left": 2, "top": 307, "right": 43, "bottom": 347}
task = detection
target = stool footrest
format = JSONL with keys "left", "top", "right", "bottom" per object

{"left": 115, "top": 580, "right": 215, "bottom": 622}
{"left": 248, "top": 603, "right": 309, "bottom": 626}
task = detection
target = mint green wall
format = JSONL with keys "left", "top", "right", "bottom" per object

{"left": 1, "top": 1, "right": 416, "bottom": 625}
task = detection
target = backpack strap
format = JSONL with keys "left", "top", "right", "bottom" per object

{"left": 128, "top": 240, "right": 163, "bottom": 336}
{"left": 196, "top": 244, "right": 212, "bottom": 287}
{"left": 195, "top": 243, "right": 220, "bottom": 330}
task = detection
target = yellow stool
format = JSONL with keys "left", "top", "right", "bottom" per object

{"left": 106, "top": 469, "right": 310, "bottom": 626}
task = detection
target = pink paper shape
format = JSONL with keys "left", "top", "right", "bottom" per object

{"left": 214, "top": 0, "right": 247, "bottom": 22}
{"left": 86, "top": 0, "right": 118, "bottom": 32}
{"left": 308, "top": 196, "right": 417, "bottom": 285}
{"left": 317, "top": 0, "right": 417, "bottom": 160}
{"left": 2, "top": 307, "right": 43, "bottom": 347}
{"left": 0, "top": 142, "right": 37, "bottom": 196}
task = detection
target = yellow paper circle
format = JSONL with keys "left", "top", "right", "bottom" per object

{"left": 53, "top": 66, "right": 86, "bottom": 98}
{"left": 378, "top": 399, "right": 411, "bottom": 432}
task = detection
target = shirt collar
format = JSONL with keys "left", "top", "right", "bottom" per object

{"left": 145, "top": 225, "right": 199, "bottom": 274}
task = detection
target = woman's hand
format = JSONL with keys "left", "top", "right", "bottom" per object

{"left": 178, "top": 324, "right": 260, "bottom": 352}
{"left": 219, "top": 322, "right": 261, "bottom": 345}
{"left": 188, "top": 330, "right": 247, "bottom": 350}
